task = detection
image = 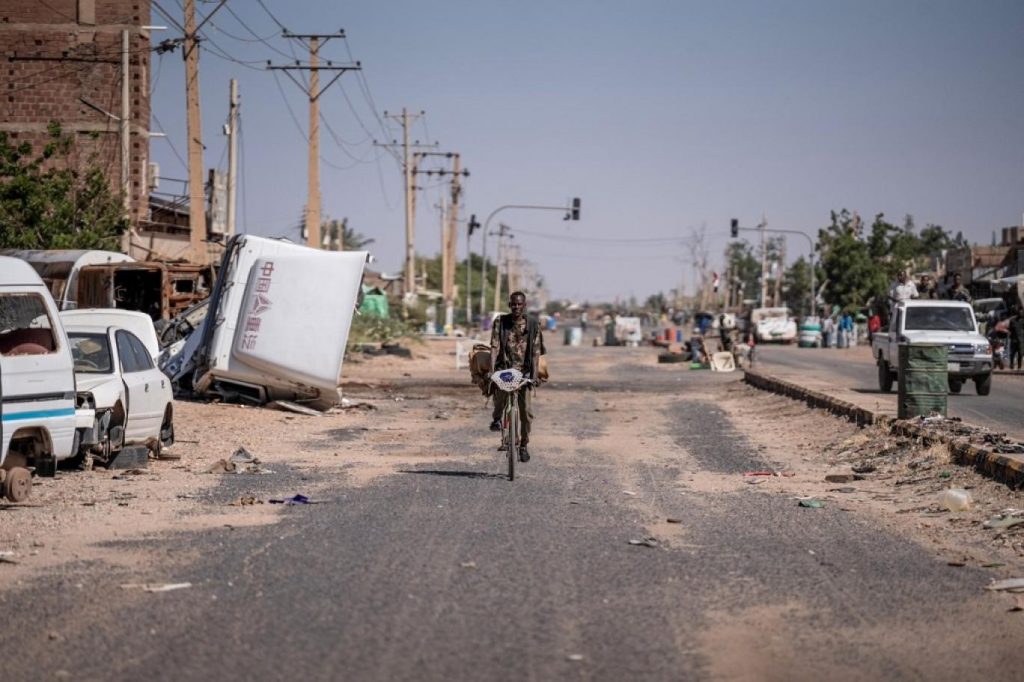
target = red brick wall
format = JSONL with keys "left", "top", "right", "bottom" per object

{"left": 0, "top": 0, "right": 152, "bottom": 224}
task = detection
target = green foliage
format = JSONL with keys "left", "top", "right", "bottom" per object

{"left": 725, "top": 240, "right": 761, "bottom": 302}
{"left": 0, "top": 123, "right": 127, "bottom": 250}
{"left": 818, "top": 210, "right": 889, "bottom": 310}
{"left": 782, "top": 256, "right": 813, "bottom": 315}
{"left": 322, "top": 217, "right": 375, "bottom": 251}
{"left": 817, "top": 209, "right": 959, "bottom": 311}
{"left": 345, "top": 313, "right": 421, "bottom": 353}
{"left": 418, "top": 251, "right": 501, "bottom": 323}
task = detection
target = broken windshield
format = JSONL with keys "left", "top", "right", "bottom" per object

{"left": 68, "top": 333, "right": 113, "bottom": 373}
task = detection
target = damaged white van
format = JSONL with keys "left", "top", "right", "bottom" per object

{"left": 1, "top": 256, "right": 93, "bottom": 501}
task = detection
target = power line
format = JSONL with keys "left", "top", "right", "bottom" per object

{"left": 256, "top": 0, "right": 288, "bottom": 32}
{"left": 511, "top": 227, "right": 685, "bottom": 245}
{"left": 151, "top": 111, "right": 189, "bottom": 174}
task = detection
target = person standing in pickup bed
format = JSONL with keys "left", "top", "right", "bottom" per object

{"left": 888, "top": 270, "right": 919, "bottom": 307}
{"left": 946, "top": 272, "right": 972, "bottom": 304}
{"left": 918, "top": 274, "right": 938, "bottom": 299}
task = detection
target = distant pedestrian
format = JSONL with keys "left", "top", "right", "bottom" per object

{"left": 889, "top": 270, "right": 919, "bottom": 306}
{"left": 821, "top": 315, "right": 835, "bottom": 348}
{"left": 838, "top": 312, "right": 854, "bottom": 348}
{"left": 946, "top": 273, "right": 972, "bottom": 304}
{"left": 1010, "top": 309, "right": 1024, "bottom": 371}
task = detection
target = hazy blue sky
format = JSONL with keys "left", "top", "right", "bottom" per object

{"left": 149, "top": 0, "right": 1024, "bottom": 301}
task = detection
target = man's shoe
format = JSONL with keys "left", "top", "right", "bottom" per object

{"left": 518, "top": 446, "right": 530, "bottom": 463}
{"left": 489, "top": 419, "right": 501, "bottom": 432}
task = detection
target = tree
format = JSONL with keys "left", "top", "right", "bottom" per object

{"left": 817, "top": 209, "right": 888, "bottom": 311}
{"left": 782, "top": 256, "right": 812, "bottom": 315}
{"left": 725, "top": 240, "right": 761, "bottom": 305}
{"left": 322, "top": 217, "right": 375, "bottom": 251}
{"left": 0, "top": 123, "right": 127, "bottom": 250}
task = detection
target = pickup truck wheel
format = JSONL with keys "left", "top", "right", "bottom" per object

{"left": 878, "top": 359, "right": 894, "bottom": 393}
{"left": 948, "top": 377, "right": 963, "bottom": 394}
{"left": 975, "top": 373, "right": 992, "bottom": 396}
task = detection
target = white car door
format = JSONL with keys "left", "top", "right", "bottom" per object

{"left": 125, "top": 331, "right": 170, "bottom": 436}
{"left": 114, "top": 329, "right": 155, "bottom": 442}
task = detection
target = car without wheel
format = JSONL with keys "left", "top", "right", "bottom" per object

{"left": 60, "top": 309, "right": 174, "bottom": 465}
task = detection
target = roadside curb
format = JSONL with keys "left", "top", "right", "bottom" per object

{"left": 743, "top": 369, "right": 1024, "bottom": 489}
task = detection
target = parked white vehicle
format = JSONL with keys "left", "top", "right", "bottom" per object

{"left": 750, "top": 307, "right": 798, "bottom": 344}
{"left": 60, "top": 309, "right": 174, "bottom": 462}
{"left": 871, "top": 300, "right": 994, "bottom": 395}
{"left": 1, "top": 256, "right": 95, "bottom": 501}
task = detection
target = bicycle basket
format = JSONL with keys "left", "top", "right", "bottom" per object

{"left": 490, "top": 368, "right": 525, "bottom": 393}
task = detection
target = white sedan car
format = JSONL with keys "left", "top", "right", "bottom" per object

{"left": 60, "top": 310, "right": 174, "bottom": 463}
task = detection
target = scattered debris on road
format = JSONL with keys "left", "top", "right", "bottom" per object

{"left": 628, "top": 537, "right": 660, "bottom": 548}
{"left": 120, "top": 582, "right": 193, "bottom": 593}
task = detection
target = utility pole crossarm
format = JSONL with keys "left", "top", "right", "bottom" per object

{"left": 268, "top": 31, "right": 360, "bottom": 249}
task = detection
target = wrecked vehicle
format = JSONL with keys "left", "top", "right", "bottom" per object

{"left": 162, "top": 235, "right": 368, "bottom": 408}
{"left": 0, "top": 248, "right": 133, "bottom": 311}
{"left": 1, "top": 256, "right": 95, "bottom": 501}
{"left": 0, "top": 248, "right": 215, "bottom": 322}
{"left": 60, "top": 309, "right": 173, "bottom": 463}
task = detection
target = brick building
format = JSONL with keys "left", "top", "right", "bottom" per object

{"left": 0, "top": 0, "right": 151, "bottom": 223}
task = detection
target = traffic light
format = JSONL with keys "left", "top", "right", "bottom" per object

{"left": 468, "top": 214, "right": 480, "bottom": 236}
{"left": 730, "top": 218, "right": 739, "bottom": 238}
{"left": 571, "top": 197, "right": 581, "bottom": 221}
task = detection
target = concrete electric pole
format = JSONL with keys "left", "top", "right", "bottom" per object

{"left": 267, "top": 31, "right": 359, "bottom": 249}
{"left": 225, "top": 78, "right": 239, "bottom": 237}
{"left": 183, "top": 0, "right": 207, "bottom": 263}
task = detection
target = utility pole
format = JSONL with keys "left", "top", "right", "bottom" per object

{"left": 183, "top": 0, "right": 207, "bottom": 263}
{"left": 465, "top": 214, "right": 479, "bottom": 327}
{"left": 759, "top": 215, "right": 768, "bottom": 308}
{"left": 120, "top": 29, "right": 130, "bottom": 216}
{"left": 376, "top": 111, "right": 438, "bottom": 297}
{"left": 492, "top": 223, "right": 513, "bottom": 313}
{"left": 225, "top": 78, "right": 239, "bottom": 237}
{"left": 267, "top": 31, "right": 358, "bottom": 249}
{"left": 446, "top": 153, "right": 462, "bottom": 331}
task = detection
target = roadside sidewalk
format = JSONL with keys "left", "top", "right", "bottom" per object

{"left": 744, "top": 369, "right": 1024, "bottom": 488}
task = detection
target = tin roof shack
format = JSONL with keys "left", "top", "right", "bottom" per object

{"left": 162, "top": 235, "right": 368, "bottom": 408}
{"left": 73, "top": 261, "right": 215, "bottom": 322}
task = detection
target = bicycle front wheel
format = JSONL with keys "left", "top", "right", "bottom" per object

{"left": 507, "top": 399, "right": 518, "bottom": 481}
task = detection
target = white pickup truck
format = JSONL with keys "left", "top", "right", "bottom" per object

{"left": 872, "top": 300, "right": 994, "bottom": 395}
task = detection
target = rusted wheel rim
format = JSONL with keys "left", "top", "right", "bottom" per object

{"left": 4, "top": 468, "right": 32, "bottom": 503}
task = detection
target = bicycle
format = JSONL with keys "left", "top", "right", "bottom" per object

{"left": 490, "top": 368, "right": 532, "bottom": 481}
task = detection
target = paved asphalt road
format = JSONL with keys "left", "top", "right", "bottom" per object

{"left": 756, "top": 344, "right": 1024, "bottom": 440}
{"left": 1, "top": 349, "right": 1021, "bottom": 680}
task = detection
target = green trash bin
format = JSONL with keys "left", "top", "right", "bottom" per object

{"left": 897, "top": 344, "right": 948, "bottom": 419}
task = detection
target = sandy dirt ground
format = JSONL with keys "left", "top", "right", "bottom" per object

{"left": 2, "top": 337, "right": 1023, "bottom": 608}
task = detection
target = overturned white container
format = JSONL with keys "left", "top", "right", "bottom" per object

{"left": 167, "top": 236, "right": 367, "bottom": 407}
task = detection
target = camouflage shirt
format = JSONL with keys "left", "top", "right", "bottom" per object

{"left": 490, "top": 315, "right": 541, "bottom": 372}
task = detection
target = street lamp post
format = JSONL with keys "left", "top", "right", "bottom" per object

{"left": 478, "top": 201, "right": 580, "bottom": 321}
{"left": 730, "top": 221, "right": 816, "bottom": 316}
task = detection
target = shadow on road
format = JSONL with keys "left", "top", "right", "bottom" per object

{"left": 398, "top": 469, "right": 507, "bottom": 480}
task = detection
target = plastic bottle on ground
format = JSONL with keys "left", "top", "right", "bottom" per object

{"left": 937, "top": 488, "right": 972, "bottom": 512}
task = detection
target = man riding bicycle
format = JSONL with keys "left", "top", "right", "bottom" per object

{"left": 489, "top": 291, "right": 543, "bottom": 462}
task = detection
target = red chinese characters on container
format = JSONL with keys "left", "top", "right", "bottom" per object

{"left": 241, "top": 261, "right": 275, "bottom": 350}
